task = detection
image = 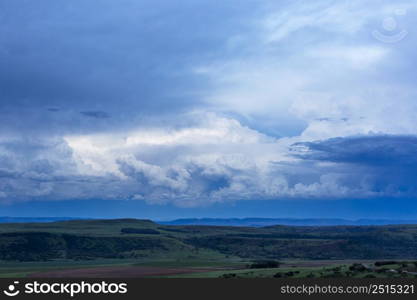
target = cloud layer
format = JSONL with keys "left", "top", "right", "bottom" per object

{"left": 1, "top": 0, "right": 417, "bottom": 206}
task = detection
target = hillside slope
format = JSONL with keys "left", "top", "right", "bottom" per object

{"left": 1, "top": 219, "right": 417, "bottom": 261}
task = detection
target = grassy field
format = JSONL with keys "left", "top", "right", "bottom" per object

{"left": 0, "top": 259, "right": 136, "bottom": 278}
{"left": 2, "top": 219, "right": 417, "bottom": 277}
{"left": 3, "top": 258, "right": 417, "bottom": 278}
{"left": 164, "top": 261, "right": 417, "bottom": 278}
{"left": 0, "top": 256, "right": 248, "bottom": 278}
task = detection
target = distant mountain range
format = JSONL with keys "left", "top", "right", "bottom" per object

{"left": 158, "top": 218, "right": 417, "bottom": 227}
{"left": 2, "top": 217, "right": 417, "bottom": 226}
{"left": 0, "top": 217, "right": 84, "bottom": 223}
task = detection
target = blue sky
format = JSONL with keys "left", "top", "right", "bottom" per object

{"left": 1, "top": 0, "right": 417, "bottom": 219}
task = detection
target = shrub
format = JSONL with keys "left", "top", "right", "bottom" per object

{"left": 248, "top": 260, "right": 281, "bottom": 269}
{"left": 375, "top": 261, "right": 398, "bottom": 266}
{"left": 220, "top": 273, "right": 237, "bottom": 278}
{"left": 120, "top": 228, "right": 160, "bottom": 235}
{"left": 349, "top": 263, "right": 367, "bottom": 272}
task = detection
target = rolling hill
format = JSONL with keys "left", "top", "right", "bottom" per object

{"left": 159, "top": 218, "right": 417, "bottom": 227}
{"left": 2, "top": 219, "right": 417, "bottom": 262}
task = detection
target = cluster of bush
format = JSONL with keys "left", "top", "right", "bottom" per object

{"left": 374, "top": 261, "right": 399, "bottom": 266}
{"left": 247, "top": 260, "right": 281, "bottom": 269}
{"left": 273, "top": 271, "right": 300, "bottom": 278}
{"left": 120, "top": 228, "right": 160, "bottom": 235}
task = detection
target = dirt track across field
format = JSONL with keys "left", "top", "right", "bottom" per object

{"left": 29, "top": 266, "right": 222, "bottom": 278}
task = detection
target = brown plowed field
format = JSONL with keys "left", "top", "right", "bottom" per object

{"left": 29, "top": 266, "right": 220, "bottom": 278}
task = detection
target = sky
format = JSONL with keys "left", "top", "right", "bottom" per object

{"left": 1, "top": 0, "right": 417, "bottom": 219}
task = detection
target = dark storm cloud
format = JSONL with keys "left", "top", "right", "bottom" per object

{"left": 293, "top": 135, "right": 417, "bottom": 167}
{"left": 0, "top": 0, "right": 260, "bottom": 135}
{"left": 291, "top": 135, "right": 417, "bottom": 197}
{"left": 80, "top": 111, "right": 110, "bottom": 119}
{"left": 1, "top": 0, "right": 417, "bottom": 206}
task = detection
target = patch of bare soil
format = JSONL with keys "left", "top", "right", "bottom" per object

{"left": 29, "top": 266, "right": 219, "bottom": 278}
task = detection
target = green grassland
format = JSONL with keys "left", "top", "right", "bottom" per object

{"left": 165, "top": 262, "right": 417, "bottom": 278}
{"left": 2, "top": 219, "right": 417, "bottom": 277}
